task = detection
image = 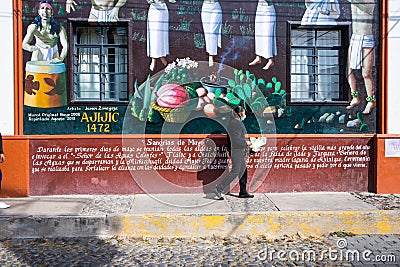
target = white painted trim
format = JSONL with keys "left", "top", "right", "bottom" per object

{"left": 0, "top": 0, "right": 15, "bottom": 135}
{"left": 388, "top": 1, "right": 400, "bottom": 133}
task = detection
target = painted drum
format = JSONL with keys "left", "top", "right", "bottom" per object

{"left": 24, "top": 61, "right": 67, "bottom": 108}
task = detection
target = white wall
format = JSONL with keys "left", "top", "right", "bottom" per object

{"left": 388, "top": 1, "right": 400, "bottom": 133}
{"left": 0, "top": 0, "right": 15, "bottom": 135}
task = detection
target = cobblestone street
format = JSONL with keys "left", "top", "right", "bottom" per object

{"left": 0, "top": 234, "right": 398, "bottom": 266}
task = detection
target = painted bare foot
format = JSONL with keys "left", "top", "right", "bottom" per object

{"left": 209, "top": 57, "right": 214, "bottom": 67}
{"left": 149, "top": 61, "right": 156, "bottom": 71}
{"left": 362, "top": 101, "right": 376, "bottom": 115}
{"left": 263, "top": 59, "right": 274, "bottom": 70}
{"left": 249, "top": 57, "right": 261, "bottom": 66}
{"left": 160, "top": 57, "right": 167, "bottom": 66}
{"left": 346, "top": 97, "right": 360, "bottom": 110}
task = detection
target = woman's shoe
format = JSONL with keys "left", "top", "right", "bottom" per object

{"left": 238, "top": 192, "right": 254, "bottom": 198}
{"left": 0, "top": 202, "right": 10, "bottom": 209}
{"left": 213, "top": 188, "right": 224, "bottom": 200}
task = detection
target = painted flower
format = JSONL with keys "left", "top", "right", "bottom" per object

{"left": 165, "top": 57, "right": 198, "bottom": 74}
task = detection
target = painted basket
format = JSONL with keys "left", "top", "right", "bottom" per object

{"left": 151, "top": 101, "right": 195, "bottom": 123}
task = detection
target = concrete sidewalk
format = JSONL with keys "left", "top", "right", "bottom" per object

{"left": 0, "top": 192, "right": 398, "bottom": 238}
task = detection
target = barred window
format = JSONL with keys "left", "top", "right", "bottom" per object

{"left": 288, "top": 23, "right": 350, "bottom": 104}
{"left": 69, "top": 21, "right": 131, "bottom": 103}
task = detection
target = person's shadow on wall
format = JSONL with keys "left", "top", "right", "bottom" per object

{"left": 196, "top": 132, "right": 229, "bottom": 199}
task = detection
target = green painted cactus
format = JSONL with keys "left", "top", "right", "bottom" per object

{"left": 357, "top": 112, "right": 369, "bottom": 132}
{"left": 227, "top": 69, "right": 287, "bottom": 115}
{"left": 131, "top": 74, "right": 164, "bottom": 122}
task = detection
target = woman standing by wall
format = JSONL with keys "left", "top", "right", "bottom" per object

{"left": 214, "top": 106, "right": 254, "bottom": 200}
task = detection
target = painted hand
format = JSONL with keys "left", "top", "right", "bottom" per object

{"left": 66, "top": 0, "right": 77, "bottom": 13}
{"left": 319, "top": 8, "right": 330, "bottom": 16}
{"left": 50, "top": 57, "right": 63, "bottom": 63}
{"left": 29, "top": 46, "right": 39, "bottom": 52}
{"left": 109, "top": 8, "right": 120, "bottom": 21}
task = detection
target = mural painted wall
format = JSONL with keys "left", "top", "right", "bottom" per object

{"left": 21, "top": 0, "right": 380, "bottom": 135}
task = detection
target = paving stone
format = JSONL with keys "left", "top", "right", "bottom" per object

{"left": 0, "top": 221, "right": 399, "bottom": 266}
{"left": 0, "top": 235, "right": 390, "bottom": 266}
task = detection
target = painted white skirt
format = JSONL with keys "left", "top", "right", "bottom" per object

{"left": 254, "top": 3, "right": 277, "bottom": 59}
{"left": 147, "top": 3, "right": 169, "bottom": 58}
{"left": 349, "top": 34, "right": 375, "bottom": 70}
{"left": 201, "top": 1, "right": 222, "bottom": 56}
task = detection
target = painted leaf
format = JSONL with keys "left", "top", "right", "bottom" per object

{"left": 139, "top": 108, "right": 149, "bottom": 122}
{"left": 250, "top": 100, "right": 263, "bottom": 111}
{"left": 356, "top": 112, "right": 363, "bottom": 123}
{"left": 228, "top": 79, "right": 236, "bottom": 88}
{"left": 215, "top": 88, "right": 222, "bottom": 98}
{"left": 44, "top": 78, "right": 56, "bottom": 87}
{"left": 131, "top": 98, "right": 143, "bottom": 118}
{"left": 254, "top": 96, "right": 266, "bottom": 104}
{"left": 142, "top": 74, "right": 152, "bottom": 110}
{"left": 236, "top": 89, "right": 245, "bottom": 100}
{"left": 230, "top": 98, "right": 241, "bottom": 105}
{"left": 227, "top": 91, "right": 237, "bottom": 100}
{"left": 24, "top": 75, "right": 39, "bottom": 95}
{"left": 244, "top": 83, "right": 252, "bottom": 98}
{"left": 272, "top": 77, "right": 277, "bottom": 83}
{"left": 360, "top": 124, "right": 368, "bottom": 132}
{"left": 184, "top": 85, "right": 198, "bottom": 99}
{"left": 147, "top": 108, "right": 163, "bottom": 123}
{"left": 233, "top": 85, "right": 242, "bottom": 94}
{"left": 33, "top": 81, "right": 39, "bottom": 91}
{"left": 275, "top": 81, "right": 282, "bottom": 92}
{"left": 153, "top": 74, "right": 165, "bottom": 92}
{"left": 133, "top": 79, "right": 143, "bottom": 99}
{"left": 266, "top": 82, "right": 273, "bottom": 89}
{"left": 44, "top": 88, "right": 57, "bottom": 96}
{"left": 55, "top": 75, "right": 66, "bottom": 95}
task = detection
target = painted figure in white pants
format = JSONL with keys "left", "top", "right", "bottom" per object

{"left": 346, "top": 0, "right": 376, "bottom": 115}
{"left": 201, "top": 0, "right": 222, "bottom": 67}
{"left": 66, "top": 0, "right": 127, "bottom": 22}
{"left": 249, "top": 0, "right": 277, "bottom": 70}
{"left": 147, "top": 0, "right": 176, "bottom": 71}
